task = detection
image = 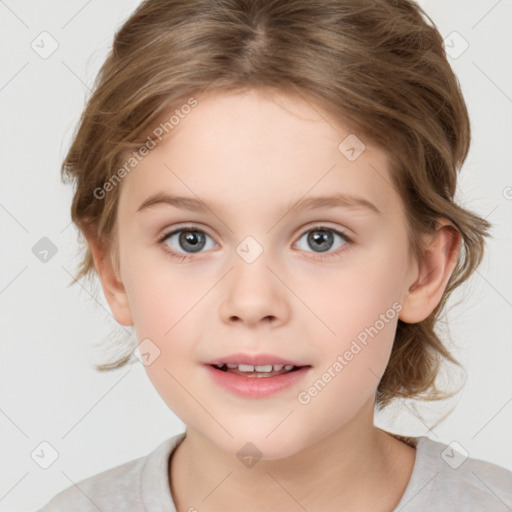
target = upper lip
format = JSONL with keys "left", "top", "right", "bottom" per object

{"left": 204, "top": 353, "right": 309, "bottom": 367}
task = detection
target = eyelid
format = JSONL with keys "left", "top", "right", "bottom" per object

{"left": 157, "top": 223, "right": 218, "bottom": 244}
{"left": 293, "top": 221, "right": 354, "bottom": 241}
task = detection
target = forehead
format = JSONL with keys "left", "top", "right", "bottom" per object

{"left": 119, "top": 88, "right": 400, "bottom": 219}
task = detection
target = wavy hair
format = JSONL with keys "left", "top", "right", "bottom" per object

{"left": 62, "top": 0, "right": 491, "bottom": 408}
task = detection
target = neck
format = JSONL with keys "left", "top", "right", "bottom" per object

{"left": 169, "top": 397, "right": 415, "bottom": 512}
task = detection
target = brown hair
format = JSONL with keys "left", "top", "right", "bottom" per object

{"left": 63, "top": 0, "right": 491, "bottom": 408}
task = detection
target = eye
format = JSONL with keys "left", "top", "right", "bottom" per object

{"left": 158, "top": 224, "right": 351, "bottom": 262}
{"left": 159, "top": 227, "right": 216, "bottom": 259}
{"left": 295, "top": 226, "right": 351, "bottom": 259}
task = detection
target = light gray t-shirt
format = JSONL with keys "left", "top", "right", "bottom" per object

{"left": 36, "top": 432, "right": 512, "bottom": 511}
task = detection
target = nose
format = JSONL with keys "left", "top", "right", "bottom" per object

{"left": 218, "top": 252, "right": 291, "bottom": 329}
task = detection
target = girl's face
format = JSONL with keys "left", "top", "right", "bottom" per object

{"left": 114, "top": 88, "right": 417, "bottom": 459}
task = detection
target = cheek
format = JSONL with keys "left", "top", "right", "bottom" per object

{"left": 297, "top": 245, "right": 405, "bottom": 345}
{"left": 122, "top": 266, "right": 206, "bottom": 417}
{"left": 294, "top": 274, "right": 400, "bottom": 435}
{"left": 294, "top": 244, "right": 405, "bottom": 395}
{"left": 120, "top": 240, "right": 203, "bottom": 335}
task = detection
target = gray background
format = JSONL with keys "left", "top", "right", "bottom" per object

{"left": 1, "top": 1, "right": 511, "bottom": 510}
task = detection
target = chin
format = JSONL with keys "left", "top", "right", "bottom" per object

{"left": 219, "top": 430, "right": 307, "bottom": 464}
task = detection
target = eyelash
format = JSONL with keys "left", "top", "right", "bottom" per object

{"left": 157, "top": 225, "right": 353, "bottom": 262}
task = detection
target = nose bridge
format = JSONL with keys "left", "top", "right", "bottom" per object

{"left": 218, "top": 234, "right": 290, "bottom": 327}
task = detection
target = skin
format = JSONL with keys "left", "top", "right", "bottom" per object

{"left": 88, "top": 88, "right": 461, "bottom": 511}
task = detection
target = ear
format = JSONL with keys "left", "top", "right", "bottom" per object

{"left": 85, "top": 230, "right": 133, "bottom": 326}
{"left": 399, "top": 219, "right": 461, "bottom": 324}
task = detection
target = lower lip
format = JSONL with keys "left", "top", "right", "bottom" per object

{"left": 204, "top": 365, "right": 311, "bottom": 398}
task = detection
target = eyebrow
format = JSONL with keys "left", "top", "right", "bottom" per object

{"left": 136, "top": 192, "right": 381, "bottom": 216}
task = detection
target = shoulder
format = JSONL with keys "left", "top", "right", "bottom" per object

{"left": 35, "top": 433, "right": 185, "bottom": 512}
{"left": 395, "top": 435, "right": 512, "bottom": 512}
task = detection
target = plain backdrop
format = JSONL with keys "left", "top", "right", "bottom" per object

{"left": 1, "top": 1, "right": 511, "bottom": 511}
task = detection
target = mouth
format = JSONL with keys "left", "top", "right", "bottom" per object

{"left": 209, "top": 363, "right": 306, "bottom": 378}
{"left": 204, "top": 362, "right": 312, "bottom": 398}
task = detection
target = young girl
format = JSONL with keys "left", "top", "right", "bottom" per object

{"left": 38, "top": 0, "right": 512, "bottom": 510}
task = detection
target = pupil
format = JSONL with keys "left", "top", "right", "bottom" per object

{"left": 308, "top": 230, "right": 333, "bottom": 252}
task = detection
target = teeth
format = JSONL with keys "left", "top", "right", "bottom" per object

{"left": 216, "top": 363, "right": 294, "bottom": 372}
{"left": 239, "top": 364, "right": 256, "bottom": 372}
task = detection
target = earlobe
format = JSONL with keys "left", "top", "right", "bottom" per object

{"left": 86, "top": 231, "right": 134, "bottom": 327}
{"left": 399, "top": 220, "right": 461, "bottom": 324}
